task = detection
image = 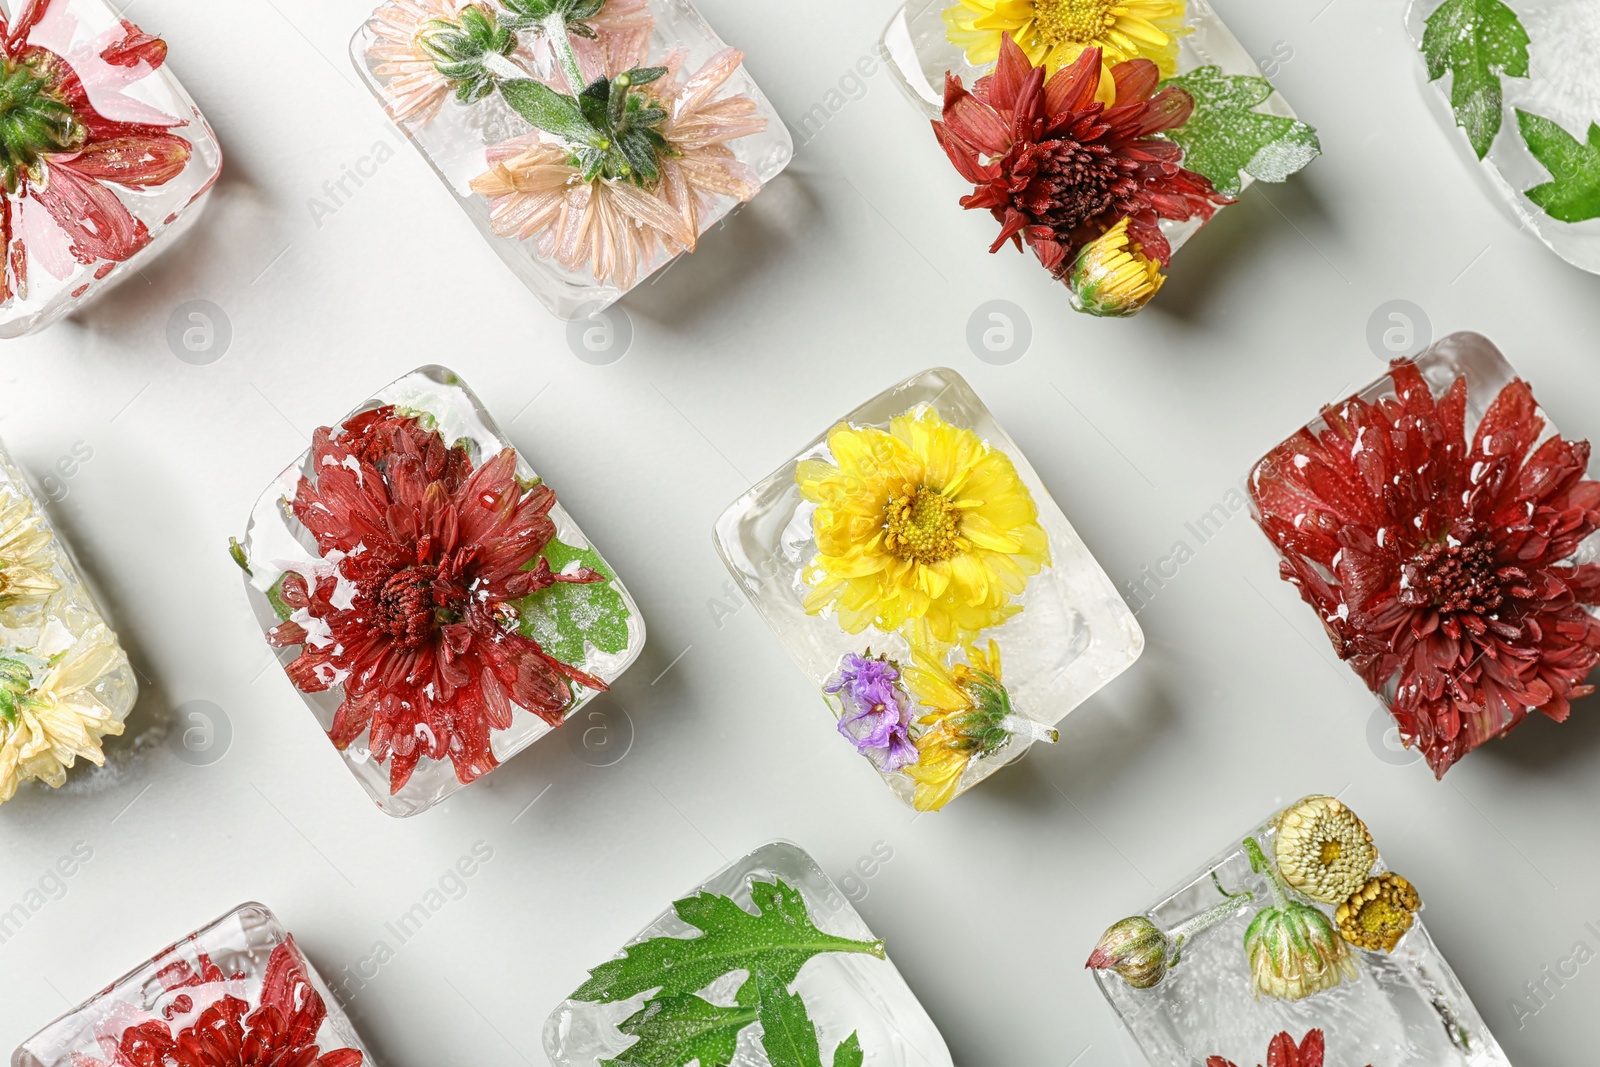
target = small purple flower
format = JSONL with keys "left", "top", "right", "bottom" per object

{"left": 825, "top": 651, "right": 919, "bottom": 773}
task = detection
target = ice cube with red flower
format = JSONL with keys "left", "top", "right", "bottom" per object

{"left": 880, "top": 0, "right": 1318, "bottom": 316}
{"left": 11, "top": 902, "right": 372, "bottom": 1067}
{"left": 0, "top": 0, "right": 221, "bottom": 338}
{"left": 233, "top": 366, "right": 645, "bottom": 817}
{"left": 1248, "top": 332, "right": 1600, "bottom": 777}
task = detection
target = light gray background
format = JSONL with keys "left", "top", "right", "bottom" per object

{"left": 1, "top": 0, "right": 1597, "bottom": 1064}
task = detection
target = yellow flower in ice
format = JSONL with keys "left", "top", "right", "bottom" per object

{"left": 944, "top": 0, "right": 1188, "bottom": 98}
{"left": 1067, "top": 218, "right": 1166, "bottom": 318}
{"left": 797, "top": 407, "right": 1050, "bottom": 646}
{"left": 0, "top": 488, "right": 60, "bottom": 615}
{"left": 0, "top": 625, "right": 129, "bottom": 804}
{"left": 903, "top": 641, "right": 1054, "bottom": 811}
{"left": 1335, "top": 873, "right": 1421, "bottom": 953}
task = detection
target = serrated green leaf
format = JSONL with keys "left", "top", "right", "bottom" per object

{"left": 601, "top": 983, "right": 758, "bottom": 1067}
{"left": 515, "top": 537, "right": 632, "bottom": 665}
{"left": 832, "top": 1033, "right": 863, "bottom": 1067}
{"left": 1421, "top": 0, "right": 1529, "bottom": 158}
{"left": 1163, "top": 67, "right": 1320, "bottom": 196}
{"left": 572, "top": 878, "right": 885, "bottom": 1003}
{"left": 755, "top": 971, "right": 824, "bottom": 1067}
{"left": 1517, "top": 109, "right": 1600, "bottom": 222}
{"left": 498, "top": 78, "right": 605, "bottom": 146}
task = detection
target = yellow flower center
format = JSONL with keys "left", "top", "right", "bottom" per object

{"left": 884, "top": 486, "right": 961, "bottom": 564}
{"left": 1355, "top": 898, "right": 1408, "bottom": 939}
{"left": 1033, "top": 0, "right": 1119, "bottom": 46}
{"left": 1318, "top": 840, "right": 1342, "bottom": 866}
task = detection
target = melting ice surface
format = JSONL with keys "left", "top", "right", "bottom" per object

{"left": 543, "top": 842, "right": 953, "bottom": 1067}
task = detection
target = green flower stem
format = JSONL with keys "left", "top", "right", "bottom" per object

{"left": 999, "top": 714, "right": 1058, "bottom": 744}
{"left": 480, "top": 49, "right": 528, "bottom": 84}
{"left": 544, "top": 13, "right": 586, "bottom": 94}
{"left": 1244, "top": 836, "right": 1291, "bottom": 910}
{"left": 1169, "top": 890, "right": 1253, "bottom": 945}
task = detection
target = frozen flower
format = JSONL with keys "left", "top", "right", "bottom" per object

{"left": 1207, "top": 1029, "right": 1371, "bottom": 1067}
{"left": 267, "top": 407, "right": 608, "bottom": 794}
{"left": 1067, "top": 217, "right": 1165, "bottom": 317}
{"left": 469, "top": 48, "right": 765, "bottom": 290}
{"left": 1087, "top": 880, "right": 1253, "bottom": 989}
{"left": 514, "top": 0, "right": 655, "bottom": 86}
{"left": 0, "top": 624, "right": 128, "bottom": 804}
{"left": 366, "top": 0, "right": 484, "bottom": 124}
{"left": 1250, "top": 360, "right": 1600, "bottom": 777}
{"left": 1242, "top": 838, "right": 1358, "bottom": 1002}
{"left": 0, "top": 487, "right": 59, "bottom": 613}
{"left": 944, "top": 0, "right": 1188, "bottom": 93}
{"left": 825, "top": 651, "right": 918, "bottom": 772}
{"left": 933, "top": 39, "right": 1229, "bottom": 279}
{"left": 1086, "top": 916, "right": 1169, "bottom": 988}
{"left": 1274, "top": 795, "right": 1377, "bottom": 905}
{"left": 83, "top": 941, "right": 362, "bottom": 1067}
{"left": 1335, "top": 873, "right": 1421, "bottom": 953}
{"left": 902, "top": 641, "right": 1057, "bottom": 811}
{"left": 0, "top": 1, "right": 193, "bottom": 305}
{"left": 796, "top": 406, "right": 1050, "bottom": 646}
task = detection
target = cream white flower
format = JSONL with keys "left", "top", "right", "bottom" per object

{"left": 0, "top": 624, "right": 129, "bottom": 803}
{"left": 0, "top": 488, "right": 60, "bottom": 616}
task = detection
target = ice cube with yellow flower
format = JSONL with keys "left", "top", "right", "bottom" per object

{"left": 714, "top": 368, "right": 1141, "bottom": 810}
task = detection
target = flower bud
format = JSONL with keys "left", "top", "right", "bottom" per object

{"left": 1085, "top": 916, "right": 1170, "bottom": 989}
{"left": 1066, "top": 218, "right": 1165, "bottom": 318}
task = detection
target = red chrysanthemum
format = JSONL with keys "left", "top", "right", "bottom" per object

{"left": 1251, "top": 361, "right": 1600, "bottom": 777}
{"left": 0, "top": 0, "right": 194, "bottom": 304}
{"left": 97, "top": 941, "right": 362, "bottom": 1067}
{"left": 932, "top": 35, "right": 1229, "bottom": 276}
{"left": 1207, "top": 1029, "right": 1368, "bottom": 1067}
{"left": 268, "top": 407, "right": 607, "bottom": 793}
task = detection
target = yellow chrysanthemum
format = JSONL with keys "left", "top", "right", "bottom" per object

{"left": 797, "top": 407, "right": 1050, "bottom": 646}
{"left": 1067, "top": 218, "right": 1166, "bottom": 317}
{"left": 902, "top": 641, "right": 1055, "bottom": 811}
{"left": 0, "top": 489, "right": 60, "bottom": 615}
{"left": 0, "top": 625, "right": 129, "bottom": 804}
{"left": 903, "top": 641, "right": 1004, "bottom": 812}
{"left": 944, "top": 0, "right": 1188, "bottom": 102}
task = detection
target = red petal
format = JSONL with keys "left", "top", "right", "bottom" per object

{"left": 63, "top": 133, "right": 191, "bottom": 188}
{"left": 33, "top": 160, "right": 150, "bottom": 263}
{"left": 100, "top": 20, "right": 168, "bottom": 69}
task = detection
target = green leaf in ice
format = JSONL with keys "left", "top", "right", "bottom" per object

{"left": 497, "top": 78, "right": 606, "bottom": 146}
{"left": 515, "top": 537, "right": 632, "bottom": 665}
{"left": 265, "top": 573, "right": 297, "bottom": 622}
{"left": 754, "top": 971, "right": 863, "bottom": 1067}
{"left": 1421, "top": 0, "right": 1530, "bottom": 158}
{"left": 1517, "top": 109, "right": 1600, "bottom": 222}
{"left": 1162, "top": 67, "right": 1320, "bottom": 196}
{"left": 571, "top": 878, "right": 885, "bottom": 1003}
{"left": 601, "top": 980, "right": 759, "bottom": 1067}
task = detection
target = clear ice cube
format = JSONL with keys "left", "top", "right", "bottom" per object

{"left": 713, "top": 368, "right": 1142, "bottom": 809}
{"left": 543, "top": 841, "right": 953, "bottom": 1067}
{"left": 0, "top": 0, "right": 222, "bottom": 338}
{"left": 349, "top": 0, "right": 794, "bottom": 319}
{"left": 1094, "top": 806, "right": 1511, "bottom": 1067}
{"left": 1407, "top": 0, "right": 1600, "bottom": 273}
{"left": 235, "top": 366, "right": 646, "bottom": 817}
{"left": 879, "top": 0, "right": 1311, "bottom": 261}
{"left": 11, "top": 902, "right": 375, "bottom": 1067}
{"left": 0, "top": 437, "right": 137, "bottom": 799}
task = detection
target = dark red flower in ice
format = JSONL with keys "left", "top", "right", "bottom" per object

{"left": 268, "top": 407, "right": 607, "bottom": 793}
{"left": 98, "top": 941, "right": 362, "bottom": 1067}
{"left": 932, "top": 34, "right": 1228, "bottom": 276}
{"left": 0, "top": 0, "right": 195, "bottom": 303}
{"left": 1251, "top": 361, "right": 1600, "bottom": 777}
{"left": 1207, "top": 1029, "right": 1368, "bottom": 1067}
